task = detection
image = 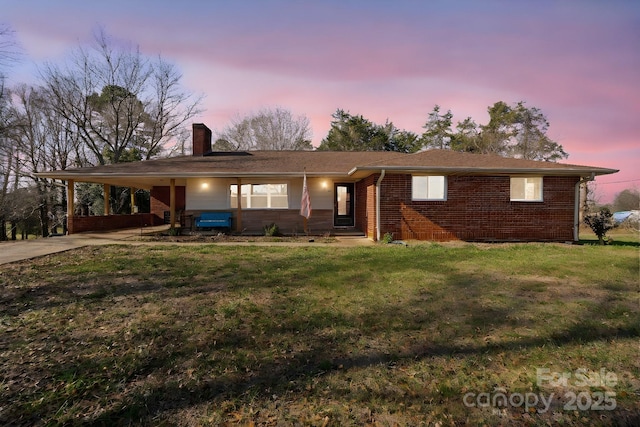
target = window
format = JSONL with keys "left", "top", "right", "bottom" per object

{"left": 230, "top": 184, "right": 288, "bottom": 208}
{"left": 510, "top": 177, "right": 543, "bottom": 201}
{"left": 412, "top": 176, "right": 446, "bottom": 200}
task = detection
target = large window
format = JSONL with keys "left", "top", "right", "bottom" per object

{"left": 412, "top": 175, "right": 446, "bottom": 201}
{"left": 510, "top": 177, "right": 543, "bottom": 201}
{"left": 230, "top": 184, "right": 288, "bottom": 208}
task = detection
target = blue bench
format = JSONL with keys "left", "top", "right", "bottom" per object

{"left": 195, "top": 212, "right": 232, "bottom": 230}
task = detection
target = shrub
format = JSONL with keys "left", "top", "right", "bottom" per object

{"left": 382, "top": 232, "right": 394, "bottom": 244}
{"left": 263, "top": 223, "right": 280, "bottom": 237}
{"left": 584, "top": 207, "right": 614, "bottom": 245}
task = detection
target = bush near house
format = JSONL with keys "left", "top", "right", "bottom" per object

{"left": 584, "top": 207, "right": 615, "bottom": 245}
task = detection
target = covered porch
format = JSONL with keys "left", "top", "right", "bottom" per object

{"left": 62, "top": 174, "right": 184, "bottom": 235}
{"left": 61, "top": 174, "right": 364, "bottom": 237}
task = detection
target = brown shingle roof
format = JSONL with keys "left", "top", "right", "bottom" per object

{"left": 349, "top": 149, "right": 618, "bottom": 177}
{"left": 43, "top": 151, "right": 402, "bottom": 176}
{"left": 38, "top": 149, "right": 617, "bottom": 189}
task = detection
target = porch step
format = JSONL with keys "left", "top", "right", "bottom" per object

{"left": 331, "top": 229, "right": 365, "bottom": 237}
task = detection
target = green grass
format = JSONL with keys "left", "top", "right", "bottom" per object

{"left": 0, "top": 239, "right": 639, "bottom": 426}
{"left": 580, "top": 226, "right": 640, "bottom": 246}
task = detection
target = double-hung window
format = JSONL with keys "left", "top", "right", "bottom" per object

{"left": 230, "top": 184, "right": 288, "bottom": 208}
{"left": 412, "top": 176, "right": 447, "bottom": 201}
{"left": 510, "top": 177, "right": 543, "bottom": 201}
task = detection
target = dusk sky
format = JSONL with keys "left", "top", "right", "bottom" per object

{"left": 3, "top": 0, "right": 639, "bottom": 203}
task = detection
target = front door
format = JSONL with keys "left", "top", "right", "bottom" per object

{"left": 334, "top": 183, "right": 355, "bottom": 227}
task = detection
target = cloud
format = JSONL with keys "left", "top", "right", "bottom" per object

{"left": 3, "top": 0, "right": 638, "bottom": 202}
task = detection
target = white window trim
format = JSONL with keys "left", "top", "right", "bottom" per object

{"left": 230, "top": 183, "right": 289, "bottom": 209}
{"left": 510, "top": 177, "right": 544, "bottom": 202}
{"left": 412, "top": 175, "right": 447, "bottom": 201}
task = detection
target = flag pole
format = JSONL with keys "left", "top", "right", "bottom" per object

{"left": 303, "top": 167, "right": 308, "bottom": 234}
{"left": 300, "top": 167, "right": 311, "bottom": 235}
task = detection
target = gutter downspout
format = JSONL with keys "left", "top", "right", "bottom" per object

{"left": 376, "top": 169, "right": 386, "bottom": 241}
{"left": 574, "top": 172, "right": 595, "bottom": 241}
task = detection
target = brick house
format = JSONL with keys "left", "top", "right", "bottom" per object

{"left": 39, "top": 123, "right": 617, "bottom": 241}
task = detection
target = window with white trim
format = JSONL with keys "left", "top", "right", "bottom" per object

{"left": 412, "top": 175, "right": 446, "bottom": 201}
{"left": 510, "top": 177, "right": 543, "bottom": 201}
{"left": 230, "top": 184, "right": 288, "bottom": 208}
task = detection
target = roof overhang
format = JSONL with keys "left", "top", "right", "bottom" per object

{"left": 35, "top": 171, "right": 352, "bottom": 189}
{"left": 348, "top": 166, "right": 619, "bottom": 179}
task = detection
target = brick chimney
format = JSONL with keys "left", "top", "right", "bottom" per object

{"left": 192, "top": 123, "right": 212, "bottom": 156}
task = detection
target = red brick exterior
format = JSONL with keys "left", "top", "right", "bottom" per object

{"left": 239, "top": 208, "right": 334, "bottom": 235}
{"left": 150, "top": 186, "right": 186, "bottom": 224}
{"left": 184, "top": 208, "right": 334, "bottom": 235}
{"left": 69, "top": 213, "right": 155, "bottom": 234}
{"left": 377, "top": 174, "right": 578, "bottom": 242}
{"left": 355, "top": 175, "right": 378, "bottom": 240}
{"left": 192, "top": 123, "right": 212, "bottom": 156}
{"left": 68, "top": 173, "right": 579, "bottom": 242}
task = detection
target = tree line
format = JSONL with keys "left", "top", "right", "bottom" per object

{"left": 216, "top": 102, "right": 569, "bottom": 162}
{"left": 0, "top": 27, "right": 201, "bottom": 240}
{"left": 316, "top": 103, "right": 568, "bottom": 162}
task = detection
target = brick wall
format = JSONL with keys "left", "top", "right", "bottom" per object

{"left": 355, "top": 175, "right": 378, "bottom": 239}
{"left": 69, "top": 213, "right": 155, "bottom": 234}
{"left": 185, "top": 209, "right": 334, "bottom": 235}
{"left": 379, "top": 174, "right": 578, "bottom": 242}
{"left": 192, "top": 123, "right": 212, "bottom": 156}
{"left": 150, "top": 186, "right": 186, "bottom": 224}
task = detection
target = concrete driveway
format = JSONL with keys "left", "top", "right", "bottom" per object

{"left": 0, "top": 227, "right": 374, "bottom": 265}
{"left": 0, "top": 227, "right": 158, "bottom": 265}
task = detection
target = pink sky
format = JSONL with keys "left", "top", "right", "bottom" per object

{"left": 3, "top": 0, "right": 639, "bottom": 203}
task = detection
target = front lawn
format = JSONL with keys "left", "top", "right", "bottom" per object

{"left": 1, "top": 241, "right": 638, "bottom": 426}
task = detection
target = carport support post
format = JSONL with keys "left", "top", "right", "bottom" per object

{"left": 66, "top": 179, "right": 75, "bottom": 234}
{"left": 170, "top": 179, "right": 176, "bottom": 227}
{"left": 236, "top": 178, "right": 242, "bottom": 232}
{"left": 130, "top": 187, "right": 136, "bottom": 213}
{"left": 103, "top": 184, "right": 110, "bottom": 215}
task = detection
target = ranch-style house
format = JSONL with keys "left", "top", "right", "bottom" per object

{"left": 38, "top": 123, "right": 618, "bottom": 242}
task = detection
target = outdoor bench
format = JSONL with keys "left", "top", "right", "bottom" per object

{"left": 195, "top": 212, "right": 232, "bottom": 230}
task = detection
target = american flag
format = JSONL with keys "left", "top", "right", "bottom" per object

{"left": 300, "top": 170, "right": 312, "bottom": 219}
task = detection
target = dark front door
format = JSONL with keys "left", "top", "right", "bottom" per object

{"left": 334, "top": 183, "right": 355, "bottom": 226}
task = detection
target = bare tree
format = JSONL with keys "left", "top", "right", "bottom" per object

{"left": 40, "top": 28, "right": 202, "bottom": 165}
{"left": 8, "top": 84, "right": 79, "bottom": 236}
{"left": 0, "top": 131, "right": 15, "bottom": 240}
{"left": 0, "top": 39, "right": 18, "bottom": 239}
{"left": 216, "top": 107, "right": 312, "bottom": 150}
{"left": 0, "top": 23, "right": 21, "bottom": 83}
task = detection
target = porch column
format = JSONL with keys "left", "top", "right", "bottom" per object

{"left": 130, "top": 187, "right": 137, "bottom": 213}
{"left": 169, "top": 179, "right": 176, "bottom": 227}
{"left": 236, "top": 178, "right": 242, "bottom": 232}
{"left": 67, "top": 180, "right": 75, "bottom": 234}
{"left": 103, "top": 184, "right": 110, "bottom": 215}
